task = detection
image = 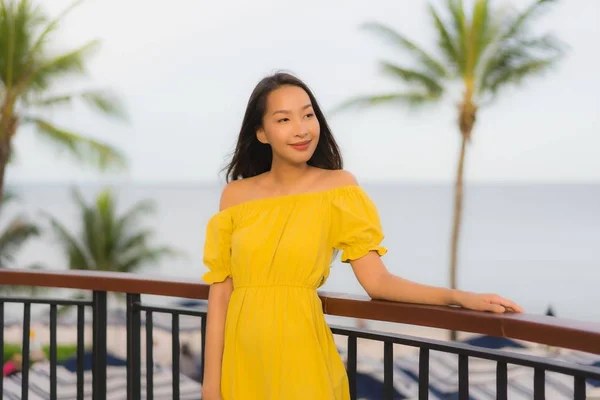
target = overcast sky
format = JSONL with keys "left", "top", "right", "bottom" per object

{"left": 7, "top": 0, "right": 600, "bottom": 184}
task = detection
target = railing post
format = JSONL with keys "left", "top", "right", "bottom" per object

{"left": 21, "top": 303, "right": 31, "bottom": 400}
{"left": 92, "top": 291, "right": 107, "bottom": 400}
{"left": 126, "top": 293, "right": 142, "bottom": 400}
{"left": 200, "top": 314, "right": 207, "bottom": 385}
{"left": 0, "top": 302, "right": 3, "bottom": 396}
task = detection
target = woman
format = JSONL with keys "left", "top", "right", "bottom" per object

{"left": 201, "top": 72, "right": 522, "bottom": 400}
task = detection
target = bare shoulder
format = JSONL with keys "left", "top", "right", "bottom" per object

{"left": 219, "top": 179, "right": 249, "bottom": 211}
{"left": 219, "top": 175, "right": 263, "bottom": 210}
{"left": 322, "top": 169, "right": 359, "bottom": 189}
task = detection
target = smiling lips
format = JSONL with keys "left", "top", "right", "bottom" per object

{"left": 289, "top": 140, "right": 311, "bottom": 151}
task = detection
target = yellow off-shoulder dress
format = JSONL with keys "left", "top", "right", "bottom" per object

{"left": 202, "top": 185, "right": 387, "bottom": 400}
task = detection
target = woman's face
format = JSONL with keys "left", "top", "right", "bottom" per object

{"left": 257, "top": 85, "right": 320, "bottom": 165}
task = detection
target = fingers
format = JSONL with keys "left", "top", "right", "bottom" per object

{"left": 487, "top": 303, "right": 506, "bottom": 313}
{"left": 491, "top": 295, "right": 524, "bottom": 313}
{"left": 485, "top": 294, "right": 523, "bottom": 313}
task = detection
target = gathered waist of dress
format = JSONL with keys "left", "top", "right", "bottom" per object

{"left": 233, "top": 283, "right": 317, "bottom": 290}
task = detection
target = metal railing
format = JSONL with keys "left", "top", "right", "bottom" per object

{"left": 1, "top": 269, "right": 600, "bottom": 400}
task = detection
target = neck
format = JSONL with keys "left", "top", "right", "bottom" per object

{"left": 267, "top": 157, "right": 311, "bottom": 190}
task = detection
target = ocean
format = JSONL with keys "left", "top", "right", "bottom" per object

{"left": 3, "top": 182, "right": 600, "bottom": 324}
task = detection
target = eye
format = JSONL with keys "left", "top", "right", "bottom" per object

{"left": 278, "top": 118, "right": 289, "bottom": 123}
{"left": 305, "top": 113, "right": 314, "bottom": 118}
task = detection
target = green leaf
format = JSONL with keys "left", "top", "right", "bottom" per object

{"left": 485, "top": 57, "right": 559, "bottom": 95}
{"left": 42, "top": 211, "right": 92, "bottom": 270}
{"left": 25, "top": 40, "right": 101, "bottom": 92}
{"left": 428, "top": 4, "right": 459, "bottom": 73}
{"left": 26, "top": 0, "right": 84, "bottom": 64}
{"left": 361, "top": 21, "right": 448, "bottom": 78}
{"left": 379, "top": 61, "right": 444, "bottom": 96}
{"left": 502, "top": 0, "right": 558, "bottom": 40}
{"left": 117, "top": 229, "right": 154, "bottom": 254}
{"left": 1, "top": 189, "right": 17, "bottom": 204}
{"left": 0, "top": 216, "right": 40, "bottom": 268}
{"left": 446, "top": 0, "right": 467, "bottom": 75}
{"left": 26, "top": 117, "right": 127, "bottom": 171}
{"left": 119, "top": 247, "right": 181, "bottom": 273}
{"left": 331, "top": 92, "right": 440, "bottom": 114}
{"left": 115, "top": 199, "right": 155, "bottom": 235}
{"left": 80, "top": 90, "right": 128, "bottom": 120}
{"left": 27, "top": 89, "right": 128, "bottom": 120}
{"left": 44, "top": 187, "right": 182, "bottom": 276}
{"left": 470, "top": 0, "right": 492, "bottom": 72}
{"left": 478, "top": 31, "right": 565, "bottom": 96}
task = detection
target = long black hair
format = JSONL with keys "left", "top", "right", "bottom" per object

{"left": 224, "top": 72, "right": 343, "bottom": 182}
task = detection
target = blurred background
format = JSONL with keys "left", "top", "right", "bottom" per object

{"left": 2, "top": 0, "right": 599, "bottom": 326}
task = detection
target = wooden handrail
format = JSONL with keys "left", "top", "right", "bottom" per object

{"left": 1, "top": 269, "right": 599, "bottom": 355}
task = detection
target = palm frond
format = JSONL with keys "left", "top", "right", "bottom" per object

{"left": 478, "top": 31, "right": 564, "bottom": 96}
{"left": 5, "top": 144, "right": 16, "bottom": 165}
{"left": 43, "top": 186, "right": 180, "bottom": 275}
{"left": 116, "top": 199, "right": 155, "bottom": 230}
{"left": 27, "top": 93, "right": 72, "bottom": 106}
{"left": 0, "top": 216, "right": 39, "bottom": 268}
{"left": 1, "top": 189, "right": 17, "bottom": 204}
{"left": 361, "top": 21, "right": 448, "bottom": 78}
{"left": 26, "top": 0, "right": 83, "bottom": 64}
{"left": 113, "top": 199, "right": 156, "bottom": 252}
{"left": 331, "top": 92, "right": 440, "bottom": 115}
{"left": 27, "top": 89, "right": 127, "bottom": 120}
{"left": 380, "top": 61, "right": 444, "bottom": 96}
{"left": 95, "top": 188, "right": 117, "bottom": 265}
{"left": 519, "top": 34, "right": 567, "bottom": 54}
{"left": 446, "top": 0, "right": 467, "bottom": 75}
{"left": 1, "top": 0, "right": 56, "bottom": 87}
{"left": 25, "top": 117, "right": 127, "bottom": 171}
{"left": 485, "top": 57, "right": 559, "bottom": 95}
{"left": 42, "top": 211, "right": 92, "bottom": 270}
{"left": 428, "top": 4, "right": 459, "bottom": 74}
{"left": 119, "top": 247, "right": 180, "bottom": 273}
{"left": 10, "top": 0, "right": 41, "bottom": 79}
{"left": 0, "top": 0, "right": 18, "bottom": 88}
{"left": 80, "top": 90, "right": 128, "bottom": 120}
{"left": 117, "top": 229, "right": 154, "bottom": 254}
{"left": 69, "top": 187, "right": 105, "bottom": 270}
{"left": 469, "top": 0, "right": 493, "bottom": 73}
{"left": 24, "top": 40, "right": 100, "bottom": 92}
{"left": 502, "top": 0, "right": 558, "bottom": 40}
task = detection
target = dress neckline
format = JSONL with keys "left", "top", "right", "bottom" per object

{"left": 213, "top": 184, "right": 364, "bottom": 216}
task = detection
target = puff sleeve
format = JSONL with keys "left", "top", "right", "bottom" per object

{"left": 332, "top": 186, "right": 388, "bottom": 263}
{"left": 202, "top": 211, "right": 233, "bottom": 284}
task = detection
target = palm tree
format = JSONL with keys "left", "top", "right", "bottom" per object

{"left": 335, "top": 0, "right": 565, "bottom": 293}
{"left": 44, "top": 187, "right": 181, "bottom": 276}
{"left": 0, "top": 0, "right": 127, "bottom": 201}
{"left": 0, "top": 191, "right": 43, "bottom": 294}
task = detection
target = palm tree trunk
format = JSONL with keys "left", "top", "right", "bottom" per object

{"left": 450, "top": 134, "right": 468, "bottom": 291}
{"left": 449, "top": 133, "right": 469, "bottom": 342}
{"left": 0, "top": 108, "right": 17, "bottom": 204}
{"left": 0, "top": 134, "right": 9, "bottom": 204}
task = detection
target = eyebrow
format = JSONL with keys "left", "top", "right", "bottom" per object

{"left": 272, "top": 104, "right": 313, "bottom": 116}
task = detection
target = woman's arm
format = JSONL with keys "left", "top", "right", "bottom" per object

{"left": 202, "top": 182, "right": 242, "bottom": 398}
{"left": 350, "top": 251, "right": 523, "bottom": 313}
{"left": 202, "top": 277, "right": 233, "bottom": 399}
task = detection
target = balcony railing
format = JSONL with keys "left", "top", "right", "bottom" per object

{"left": 1, "top": 269, "right": 600, "bottom": 399}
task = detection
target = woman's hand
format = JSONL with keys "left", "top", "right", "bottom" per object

{"left": 456, "top": 291, "right": 524, "bottom": 313}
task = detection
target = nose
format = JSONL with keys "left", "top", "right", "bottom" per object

{"left": 294, "top": 120, "right": 309, "bottom": 138}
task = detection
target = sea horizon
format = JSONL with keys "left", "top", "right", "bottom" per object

{"left": 3, "top": 181, "right": 599, "bottom": 324}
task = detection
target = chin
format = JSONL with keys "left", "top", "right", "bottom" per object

{"left": 291, "top": 150, "right": 317, "bottom": 165}
{"left": 286, "top": 156, "right": 312, "bottom": 166}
